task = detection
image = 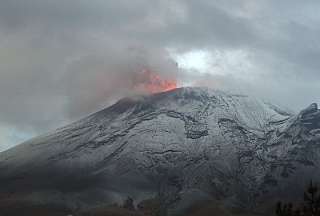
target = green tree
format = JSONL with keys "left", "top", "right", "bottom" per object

{"left": 276, "top": 181, "right": 320, "bottom": 216}
{"left": 123, "top": 196, "right": 135, "bottom": 210}
{"left": 302, "top": 181, "right": 320, "bottom": 216}
{"left": 276, "top": 202, "right": 293, "bottom": 216}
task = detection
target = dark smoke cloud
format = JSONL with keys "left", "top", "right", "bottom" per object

{"left": 0, "top": 0, "right": 319, "bottom": 150}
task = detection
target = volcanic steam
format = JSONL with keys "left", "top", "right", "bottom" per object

{"left": 134, "top": 69, "right": 177, "bottom": 94}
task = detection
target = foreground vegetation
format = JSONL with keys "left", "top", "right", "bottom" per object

{"left": 0, "top": 197, "right": 233, "bottom": 216}
{"left": 276, "top": 181, "right": 320, "bottom": 216}
{"left": 3, "top": 182, "right": 319, "bottom": 216}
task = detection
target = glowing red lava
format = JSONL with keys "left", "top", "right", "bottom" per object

{"left": 136, "top": 69, "right": 177, "bottom": 94}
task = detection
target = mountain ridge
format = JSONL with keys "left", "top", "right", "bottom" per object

{"left": 0, "top": 87, "right": 319, "bottom": 215}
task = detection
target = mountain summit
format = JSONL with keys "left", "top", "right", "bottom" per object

{"left": 0, "top": 87, "right": 319, "bottom": 215}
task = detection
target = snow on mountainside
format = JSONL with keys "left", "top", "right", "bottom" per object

{"left": 0, "top": 87, "right": 290, "bottom": 171}
{"left": 0, "top": 87, "right": 319, "bottom": 214}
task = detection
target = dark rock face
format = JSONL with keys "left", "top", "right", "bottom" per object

{"left": 0, "top": 87, "right": 319, "bottom": 215}
{"left": 299, "top": 103, "right": 320, "bottom": 130}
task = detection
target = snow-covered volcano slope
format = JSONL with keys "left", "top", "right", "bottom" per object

{"left": 0, "top": 87, "right": 319, "bottom": 212}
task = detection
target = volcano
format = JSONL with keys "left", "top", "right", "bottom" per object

{"left": 0, "top": 87, "right": 320, "bottom": 215}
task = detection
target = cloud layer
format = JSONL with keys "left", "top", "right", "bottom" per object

{"left": 0, "top": 0, "right": 319, "bottom": 150}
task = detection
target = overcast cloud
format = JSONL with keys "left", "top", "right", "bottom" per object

{"left": 0, "top": 0, "right": 319, "bottom": 151}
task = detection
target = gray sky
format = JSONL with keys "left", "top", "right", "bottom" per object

{"left": 0, "top": 0, "right": 319, "bottom": 151}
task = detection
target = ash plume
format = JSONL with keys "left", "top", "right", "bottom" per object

{"left": 0, "top": 0, "right": 319, "bottom": 150}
